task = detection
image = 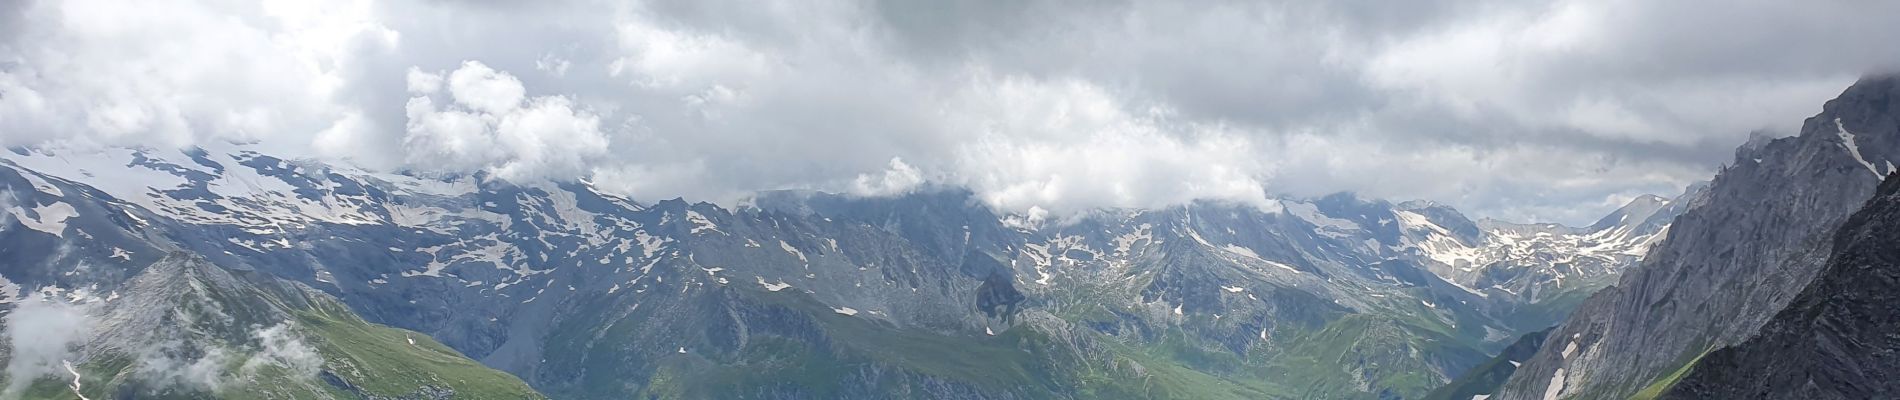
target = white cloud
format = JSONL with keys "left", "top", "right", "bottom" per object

{"left": 311, "top": 111, "right": 383, "bottom": 163}
{"left": 2, "top": 293, "right": 94, "bottom": 399}
{"left": 239, "top": 323, "right": 322, "bottom": 380}
{"left": 491, "top": 96, "right": 608, "bottom": 181}
{"left": 405, "top": 67, "right": 444, "bottom": 94}
{"left": 134, "top": 340, "right": 235, "bottom": 392}
{"left": 401, "top": 61, "right": 608, "bottom": 182}
{"left": 0, "top": 0, "right": 394, "bottom": 153}
{"left": 940, "top": 77, "right": 1275, "bottom": 214}
{"left": 607, "top": 7, "right": 774, "bottom": 91}
{"left": 851, "top": 157, "right": 925, "bottom": 197}
{"left": 0, "top": 193, "right": 14, "bottom": 228}
{"left": 130, "top": 322, "right": 324, "bottom": 392}
{"left": 447, "top": 61, "right": 526, "bottom": 115}
{"left": 401, "top": 96, "right": 496, "bottom": 172}
{"left": 535, "top": 54, "right": 572, "bottom": 77}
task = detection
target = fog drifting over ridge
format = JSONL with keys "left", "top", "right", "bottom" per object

{"left": 2, "top": 0, "right": 1898, "bottom": 224}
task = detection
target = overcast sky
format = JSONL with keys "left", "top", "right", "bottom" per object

{"left": 3, "top": 0, "right": 1898, "bottom": 224}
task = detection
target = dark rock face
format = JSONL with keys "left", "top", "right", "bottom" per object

{"left": 1498, "top": 75, "right": 1900, "bottom": 400}
{"left": 1662, "top": 172, "right": 1900, "bottom": 399}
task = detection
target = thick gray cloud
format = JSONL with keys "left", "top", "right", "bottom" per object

{"left": 1, "top": 0, "right": 1897, "bottom": 224}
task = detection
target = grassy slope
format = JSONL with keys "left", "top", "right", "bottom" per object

{"left": 296, "top": 298, "right": 543, "bottom": 399}
{"left": 1627, "top": 348, "right": 1711, "bottom": 400}
{"left": 630, "top": 289, "right": 1108, "bottom": 399}
{"left": 1263, "top": 314, "right": 1490, "bottom": 399}
{"left": 538, "top": 279, "right": 1305, "bottom": 399}
{"left": 6, "top": 298, "right": 541, "bottom": 399}
{"left": 1040, "top": 278, "right": 1495, "bottom": 399}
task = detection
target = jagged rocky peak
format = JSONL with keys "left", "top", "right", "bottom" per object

{"left": 1496, "top": 74, "right": 1900, "bottom": 400}
{"left": 91, "top": 252, "right": 304, "bottom": 348}
{"left": 1582, "top": 185, "right": 1704, "bottom": 247}
{"left": 1735, "top": 129, "right": 1782, "bottom": 161}
{"left": 1397, "top": 199, "right": 1485, "bottom": 242}
{"left": 1586, "top": 195, "right": 1668, "bottom": 230}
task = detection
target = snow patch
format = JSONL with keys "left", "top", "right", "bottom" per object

{"left": 1206, "top": 241, "right": 1302, "bottom": 274}
{"left": 1112, "top": 224, "right": 1154, "bottom": 256}
{"left": 779, "top": 240, "right": 807, "bottom": 265}
{"left": 1836, "top": 118, "right": 1884, "bottom": 179}
{"left": 756, "top": 276, "right": 792, "bottom": 292}
{"left": 1284, "top": 201, "right": 1362, "bottom": 237}
{"left": 17, "top": 170, "right": 64, "bottom": 197}
{"left": 1541, "top": 338, "right": 1580, "bottom": 400}
{"left": 63, "top": 360, "right": 91, "bottom": 400}
{"left": 8, "top": 202, "right": 77, "bottom": 237}
{"left": 1541, "top": 368, "right": 1566, "bottom": 400}
{"left": 685, "top": 210, "right": 722, "bottom": 235}
{"left": 1393, "top": 210, "right": 1450, "bottom": 235}
{"left": 1445, "top": 279, "right": 1488, "bottom": 298}
{"left": 1221, "top": 244, "right": 1260, "bottom": 259}
{"left": 1260, "top": 260, "right": 1302, "bottom": 274}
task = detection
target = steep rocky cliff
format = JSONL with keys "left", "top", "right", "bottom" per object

{"left": 1660, "top": 172, "right": 1900, "bottom": 399}
{"left": 1497, "top": 75, "right": 1900, "bottom": 400}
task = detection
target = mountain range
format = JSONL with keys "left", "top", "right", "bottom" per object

{"left": 0, "top": 134, "right": 1685, "bottom": 398}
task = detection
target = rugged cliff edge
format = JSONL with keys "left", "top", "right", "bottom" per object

{"left": 1659, "top": 172, "right": 1900, "bottom": 399}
